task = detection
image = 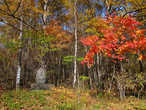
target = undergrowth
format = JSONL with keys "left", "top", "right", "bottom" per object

{"left": 0, "top": 87, "right": 146, "bottom": 110}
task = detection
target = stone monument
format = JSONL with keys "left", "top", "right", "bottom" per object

{"left": 36, "top": 67, "right": 46, "bottom": 84}
{"left": 30, "top": 66, "right": 54, "bottom": 90}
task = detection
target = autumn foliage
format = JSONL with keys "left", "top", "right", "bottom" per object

{"left": 81, "top": 15, "right": 146, "bottom": 67}
{"left": 44, "top": 20, "right": 72, "bottom": 49}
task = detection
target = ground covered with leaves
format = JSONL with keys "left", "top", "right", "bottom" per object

{"left": 0, "top": 87, "right": 146, "bottom": 110}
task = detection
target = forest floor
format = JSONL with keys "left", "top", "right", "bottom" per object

{"left": 0, "top": 87, "right": 146, "bottom": 110}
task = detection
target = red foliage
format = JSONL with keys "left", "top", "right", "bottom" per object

{"left": 81, "top": 15, "right": 146, "bottom": 67}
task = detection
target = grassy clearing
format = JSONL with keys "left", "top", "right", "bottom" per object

{"left": 0, "top": 87, "right": 146, "bottom": 110}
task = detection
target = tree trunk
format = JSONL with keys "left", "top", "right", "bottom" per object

{"left": 139, "top": 60, "right": 143, "bottom": 72}
{"left": 56, "top": 56, "right": 62, "bottom": 86}
{"left": 16, "top": 16, "right": 23, "bottom": 89}
{"left": 42, "top": 0, "right": 48, "bottom": 26}
{"left": 118, "top": 62, "right": 126, "bottom": 100}
{"left": 73, "top": 0, "right": 78, "bottom": 88}
{"left": 97, "top": 54, "right": 101, "bottom": 82}
{"left": 96, "top": 54, "right": 103, "bottom": 89}
{"left": 93, "top": 68, "right": 98, "bottom": 88}
{"left": 117, "top": 81, "right": 126, "bottom": 100}
{"left": 88, "top": 69, "right": 93, "bottom": 89}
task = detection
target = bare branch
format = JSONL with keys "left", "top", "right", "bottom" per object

{"left": 4, "top": 0, "right": 11, "bottom": 13}
{"left": 0, "top": 17, "right": 22, "bottom": 32}
{"left": 0, "top": 8, "right": 38, "bottom": 31}
{"left": 12, "top": 0, "right": 22, "bottom": 15}
{"left": 123, "top": 7, "right": 146, "bottom": 17}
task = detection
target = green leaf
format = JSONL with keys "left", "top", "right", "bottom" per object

{"left": 79, "top": 75, "right": 89, "bottom": 81}
{"left": 77, "top": 57, "right": 84, "bottom": 61}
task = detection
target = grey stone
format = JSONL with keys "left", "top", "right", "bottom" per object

{"left": 36, "top": 67, "right": 46, "bottom": 84}
{"left": 30, "top": 66, "right": 55, "bottom": 90}
{"left": 30, "top": 83, "right": 55, "bottom": 90}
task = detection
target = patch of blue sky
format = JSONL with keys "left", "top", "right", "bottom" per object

{"left": 0, "top": 22, "right": 5, "bottom": 25}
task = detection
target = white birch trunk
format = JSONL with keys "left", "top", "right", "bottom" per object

{"left": 97, "top": 54, "right": 101, "bottom": 82}
{"left": 43, "top": 0, "right": 48, "bottom": 27}
{"left": 73, "top": 0, "right": 78, "bottom": 88}
{"left": 16, "top": 16, "right": 23, "bottom": 89}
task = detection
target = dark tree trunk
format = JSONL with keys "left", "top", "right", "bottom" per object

{"left": 139, "top": 60, "right": 143, "bottom": 72}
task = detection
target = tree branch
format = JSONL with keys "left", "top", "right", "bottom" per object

{"left": 4, "top": 0, "right": 12, "bottom": 13}
{"left": 12, "top": 0, "right": 22, "bottom": 15}
{"left": 0, "top": 8, "right": 38, "bottom": 31}
{"left": 123, "top": 7, "right": 146, "bottom": 17}
{"left": 0, "top": 17, "right": 23, "bottom": 32}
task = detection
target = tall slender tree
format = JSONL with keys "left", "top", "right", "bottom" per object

{"left": 73, "top": 0, "right": 78, "bottom": 88}
{"left": 15, "top": 0, "right": 24, "bottom": 89}
{"left": 16, "top": 15, "right": 23, "bottom": 89}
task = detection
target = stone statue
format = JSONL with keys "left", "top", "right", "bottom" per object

{"left": 30, "top": 66, "right": 55, "bottom": 90}
{"left": 36, "top": 67, "right": 46, "bottom": 84}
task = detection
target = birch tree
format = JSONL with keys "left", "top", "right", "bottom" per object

{"left": 15, "top": 0, "right": 24, "bottom": 89}
{"left": 73, "top": 0, "right": 78, "bottom": 88}
{"left": 16, "top": 15, "right": 23, "bottom": 89}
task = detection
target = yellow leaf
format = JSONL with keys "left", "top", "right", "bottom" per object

{"left": 138, "top": 54, "right": 143, "bottom": 60}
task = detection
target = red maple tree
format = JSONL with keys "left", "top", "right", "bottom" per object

{"left": 81, "top": 15, "right": 146, "bottom": 67}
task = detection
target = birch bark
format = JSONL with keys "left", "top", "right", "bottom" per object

{"left": 16, "top": 16, "right": 23, "bottom": 89}
{"left": 73, "top": 0, "right": 78, "bottom": 88}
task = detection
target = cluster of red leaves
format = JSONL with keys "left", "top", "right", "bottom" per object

{"left": 80, "top": 36, "right": 99, "bottom": 66}
{"left": 81, "top": 16, "right": 146, "bottom": 67}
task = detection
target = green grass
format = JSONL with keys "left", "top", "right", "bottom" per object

{"left": 0, "top": 88, "right": 146, "bottom": 110}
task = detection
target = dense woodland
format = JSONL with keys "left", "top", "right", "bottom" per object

{"left": 0, "top": 0, "right": 146, "bottom": 101}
